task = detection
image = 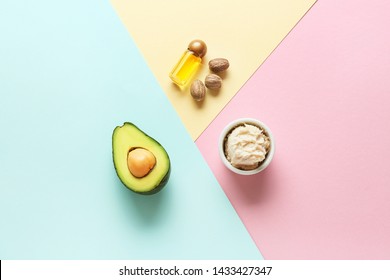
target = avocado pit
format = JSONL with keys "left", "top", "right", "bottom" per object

{"left": 127, "top": 148, "right": 156, "bottom": 178}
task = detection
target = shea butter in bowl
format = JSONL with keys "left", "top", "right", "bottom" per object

{"left": 219, "top": 118, "right": 275, "bottom": 175}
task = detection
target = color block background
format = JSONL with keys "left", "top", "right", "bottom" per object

{"left": 196, "top": 0, "right": 390, "bottom": 259}
{"left": 0, "top": 0, "right": 260, "bottom": 259}
{"left": 2, "top": 0, "right": 389, "bottom": 260}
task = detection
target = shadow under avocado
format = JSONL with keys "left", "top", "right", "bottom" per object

{"left": 114, "top": 178, "right": 170, "bottom": 224}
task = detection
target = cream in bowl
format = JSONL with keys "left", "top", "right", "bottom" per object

{"left": 219, "top": 118, "right": 275, "bottom": 175}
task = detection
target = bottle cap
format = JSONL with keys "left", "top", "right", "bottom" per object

{"left": 188, "top": 39, "right": 207, "bottom": 58}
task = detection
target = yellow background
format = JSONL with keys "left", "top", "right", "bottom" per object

{"left": 111, "top": 0, "right": 316, "bottom": 140}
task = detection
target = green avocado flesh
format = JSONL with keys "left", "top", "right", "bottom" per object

{"left": 112, "top": 122, "right": 171, "bottom": 195}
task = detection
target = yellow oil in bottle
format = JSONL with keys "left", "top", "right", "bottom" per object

{"left": 169, "top": 51, "right": 201, "bottom": 87}
{"left": 169, "top": 39, "right": 207, "bottom": 88}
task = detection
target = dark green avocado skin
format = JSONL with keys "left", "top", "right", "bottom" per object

{"left": 112, "top": 122, "right": 171, "bottom": 195}
{"left": 138, "top": 166, "right": 171, "bottom": 195}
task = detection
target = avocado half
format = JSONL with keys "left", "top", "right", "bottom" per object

{"left": 112, "top": 122, "right": 171, "bottom": 195}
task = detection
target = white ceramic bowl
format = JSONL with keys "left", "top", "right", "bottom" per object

{"left": 218, "top": 118, "right": 275, "bottom": 175}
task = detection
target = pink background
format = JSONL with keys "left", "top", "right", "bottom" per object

{"left": 196, "top": 0, "right": 390, "bottom": 259}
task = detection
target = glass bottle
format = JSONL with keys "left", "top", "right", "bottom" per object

{"left": 169, "top": 39, "right": 207, "bottom": 87}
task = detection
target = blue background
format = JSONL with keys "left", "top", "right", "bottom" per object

{"left": 0, "top": 0, "right": 261, "bottom": 259}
